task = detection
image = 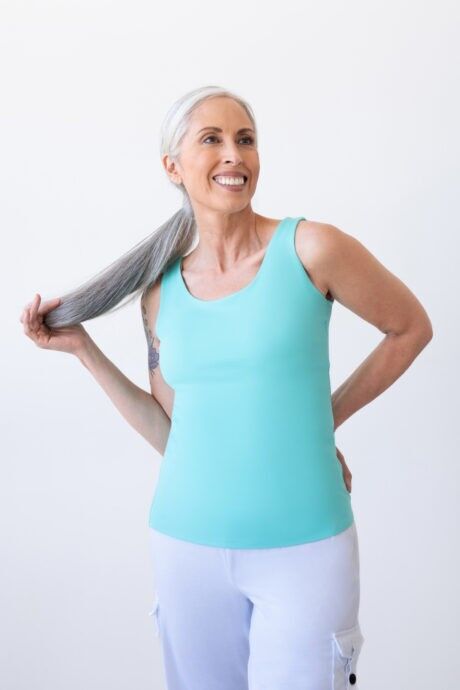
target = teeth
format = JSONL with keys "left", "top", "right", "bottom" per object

{"left": 213, "top": 176, "right": 246, "bottom": 186}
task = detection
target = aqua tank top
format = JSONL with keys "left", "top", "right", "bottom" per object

{"left": 148, "top": 216, "right": 354, "bottom": 548}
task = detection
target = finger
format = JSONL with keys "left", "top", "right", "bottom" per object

{"left": 27, "top": 306, "right": 38, "bottom": 336}
{"left": 30, "top": 294, "right": 40, "bottom": 330}
{"left": 29, "top": 305, "right": 41, "bottom": 337}
{"left": 26, "top": 296, "right": 36, "bottom": 329}
{"left": 39, "top": 297, "right": 62, "bottom": 314}
{"left": 21, "top": 304, "right": 34, "bottom": 325}
{"left": 34, "top": 295, "right": 47, "bottom": 327}
{"left": 23, "top": 307, "right": 33, "bottom": 337}
{"left": 25, "top": 306, "right": 44, "bottom": 345}
{"left": 33, "top": 296, "right": 43, "bottom": 331}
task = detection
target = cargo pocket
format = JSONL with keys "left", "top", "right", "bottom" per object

{"left": 148, "top": 593, "right": 161, "bottom": 638}
{"left": 332, "top": 622, "right": 364, "bottom": 689}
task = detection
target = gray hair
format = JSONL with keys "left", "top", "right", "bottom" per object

{"left": 44, "top": 84, "right": 257, "bottom": 329}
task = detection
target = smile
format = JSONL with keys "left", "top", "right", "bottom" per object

{"left": 212, "top": 175, "right": 248, "bottom": 190}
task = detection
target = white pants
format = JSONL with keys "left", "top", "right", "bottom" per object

{"left": 148, "top": 521, "right": 364, "bottom": 690}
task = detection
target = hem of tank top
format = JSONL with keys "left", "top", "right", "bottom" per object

{"left": 291, "top": 218, "right": 335, "bottom": 306}
{"left": 147, "top": 519, "right": 355, "bottom": 549}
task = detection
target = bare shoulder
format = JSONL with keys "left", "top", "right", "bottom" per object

{"left": 295, "top": 219, "right": 348, "bottom": 263}
{"left": 296, "top": 219, "right": 433, "bottom": 339}
{"left": 294, "top": 220, "right": 343, "bottom": 301}
{"left": 295, "top": 219, "right": 379, "bottom": 297}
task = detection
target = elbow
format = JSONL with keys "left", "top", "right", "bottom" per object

{"left": 411, "top": 318, "right": 434, "bottom": 349}
{"left": 408, "top": 306, "right": 434, "bottom": 346}
{"left": 420, "top": 315, "right": 434, "bottom": 344}
{"left": 388, "top": 317, "right": 433, "bottom": 344}
{"left": 388, "top": 317, "right": 434, "bottom": 351}
{"left": 425, "top": 323, "right": 434, "bottom": 344}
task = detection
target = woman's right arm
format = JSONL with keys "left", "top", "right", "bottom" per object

{"left": 77, "top": 337, "right": 171, "bottom": 456}
{"left": 21, "top": 292, "right": 170, "bottom": 457}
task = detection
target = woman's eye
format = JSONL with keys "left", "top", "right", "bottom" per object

{"left": 202, "top": 135, "right": 255, "bottom": 145}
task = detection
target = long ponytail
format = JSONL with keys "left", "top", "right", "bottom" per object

{"left": 44, "top": 85, "right": 257, "bottom": 329}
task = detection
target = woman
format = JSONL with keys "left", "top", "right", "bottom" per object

{"left": 20, "top": 85, "right": 433, "bottom": 689}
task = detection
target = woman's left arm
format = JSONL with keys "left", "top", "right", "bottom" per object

{"left": 301, "top": 223, "right": 434, "bottom": 431}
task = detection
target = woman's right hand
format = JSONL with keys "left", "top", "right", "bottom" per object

{"left": 20, "top": 293, "right": 91, "bottom": 357}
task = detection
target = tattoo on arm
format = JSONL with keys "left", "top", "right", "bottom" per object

{"left": 141, "top": 299, "right": 160, "bottom": 377}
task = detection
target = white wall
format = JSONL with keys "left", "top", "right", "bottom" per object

{"left": 1, "top": 1, "right": 458, "bottom": 688}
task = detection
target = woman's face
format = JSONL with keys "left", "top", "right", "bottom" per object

{"left": 163, "top": 96, "right": 260, "bottom": 215}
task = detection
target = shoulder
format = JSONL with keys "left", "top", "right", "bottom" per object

{"left": 295, "top": 219, "right": 364, "bottom": 270}
{"left": 295, "top": 219, "right": 354, "bottom": 257}
{"left": 294, "top": 220, "right": 365, "bottom": 299}
{"left": 295, "top": 220, "right": 425, "bottom": 338}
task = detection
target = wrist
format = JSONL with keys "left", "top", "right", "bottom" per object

{"left": 75, "top": 336, "right": 98, "bottom": 366}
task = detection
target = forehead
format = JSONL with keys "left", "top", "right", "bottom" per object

{"left": 188, "top": 97, "right": 252, "bottom": 132}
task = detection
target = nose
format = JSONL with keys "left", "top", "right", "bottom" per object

{"left": 222, "top": 141, "right": 243, "bottom": 165}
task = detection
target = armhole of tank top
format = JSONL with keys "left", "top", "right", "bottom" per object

{"left": 155, "top": 270, "right": 167, "bottom": 341}
{"left": 290, "top": 217, "right": 334, "bottom": 308}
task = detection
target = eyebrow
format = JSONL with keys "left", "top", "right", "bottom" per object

{"left": 196, "top": 126, "right": 256, "bottom": 136}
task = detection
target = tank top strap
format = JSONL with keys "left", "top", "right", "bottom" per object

{"left": 278, "top": 215, "right": 307, "bottom": 247}
{"left": 162, "top": 216, "right": 304, "bottom": 307}
{"left": 280, "top": 216, "right": 306, "bottom": 243}
{"left": 268, "top": 215, "right": 307, "bottom": 274}
{"left": 271, "top": 215, "right": 333, "bottom": 307}
{"left": 155, "top": 256, "right": 182, "bottom": 340}
{"left": 239, "top": 215, "right": 308, "bottom": 285}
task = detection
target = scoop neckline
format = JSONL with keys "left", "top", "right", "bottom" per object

{"left": 177, "top": 216, "right": 288, "bottom": 304}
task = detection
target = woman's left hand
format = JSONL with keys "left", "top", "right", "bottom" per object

{"left": 335, "top": 446, "right": 352, "bottom": 493}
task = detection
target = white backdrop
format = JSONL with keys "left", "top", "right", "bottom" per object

{"left": 1, "top": 1, "right": 458, "bottom": 688}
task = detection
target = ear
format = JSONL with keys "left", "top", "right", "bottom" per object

{"left": 162, "top": 154, "right": 182, "bottom": 185}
